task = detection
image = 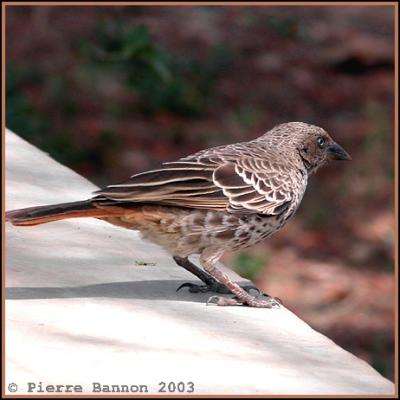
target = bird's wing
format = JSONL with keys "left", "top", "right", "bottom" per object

{"left": 212, "top": 158, "right": 298, "bottom": 215}
{"left": 94, "top": 158, "right": 228, "bottom": 210}
{"left": 95, "top": 156, "right": 299, "bottom": 215}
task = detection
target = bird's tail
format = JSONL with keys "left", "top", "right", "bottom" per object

{"left": 5, "top": 200, "right": 113, "bottom": 226}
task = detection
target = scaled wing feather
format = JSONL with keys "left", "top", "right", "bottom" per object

{"left": 213, "top": 160, "right": 294, "bottom": 215}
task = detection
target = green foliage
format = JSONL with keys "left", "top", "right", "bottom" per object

{"left": 370, "top": 334, "right": 393, "bottom": 379}
{"left": 363, "top": 101, "right": 393, "bottom": 180}
{"left": 232, "top": 251, "right": 267, "bottom": 281}
{"left": 304, "top": 203, "right": 331, "bottom": 230}
{"left": 6, "top": 66, "right": 99, "bottom": 168}
{"left": 266, "top": 15, "right": 307, "bottom": 39}
{"left": 80, "top": 23, "right": 230, "bottom": 116}
{"left": 6, "top": 66, "right": 49, "bottom": 140}
{"left": 235, "top": 105, "right": 261, "bottom": 128}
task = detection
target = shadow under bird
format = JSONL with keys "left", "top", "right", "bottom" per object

{"left": 6, "top": 122, "right": 351, "bottom": 308}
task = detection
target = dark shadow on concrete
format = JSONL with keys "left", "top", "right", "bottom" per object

{"left": 6, "top": 279, "right": 250, "bottom": 303}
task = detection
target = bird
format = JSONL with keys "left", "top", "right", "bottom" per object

{"left": 6, "top": 122, "right": 351, "bottom": 308}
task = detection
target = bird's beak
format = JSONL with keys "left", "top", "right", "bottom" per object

{"left": 327, "top": 142, "right": 352, "bottom": 160}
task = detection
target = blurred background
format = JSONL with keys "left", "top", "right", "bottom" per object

{"left": 6, "top": 5, "right": 395, "bottom": 379}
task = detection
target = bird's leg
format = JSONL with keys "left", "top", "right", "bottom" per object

{"left": 173, "top": 256, "right": 260, "bottom": 295}
{"left": 200, "top": 248, "right": 280, "bottom": 308}
{"left": 174, "top": 256, "right": 228, "bottom": 293}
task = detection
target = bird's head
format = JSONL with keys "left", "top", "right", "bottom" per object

{"left": 258, "top": 122, "right": 351, "bottom": 174}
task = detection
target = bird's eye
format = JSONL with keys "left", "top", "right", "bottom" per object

{"left": 317, "top": 137, "right": 325, "bottom": 148}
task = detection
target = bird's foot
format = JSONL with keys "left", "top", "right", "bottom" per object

{"left": 176, "top": 282, "right": 260, "bottom": 295}
{"left": 207, "top": 293, "right": 281, "bottom": 308}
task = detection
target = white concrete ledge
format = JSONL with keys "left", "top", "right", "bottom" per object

{"left": 5, "top": 129, "right": 395, "bottom": 396}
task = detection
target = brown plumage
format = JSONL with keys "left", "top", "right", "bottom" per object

{"left": 6, "top": 122, "right": 351, "bottom": 308}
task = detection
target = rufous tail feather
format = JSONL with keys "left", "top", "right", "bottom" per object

{"left": 5, "top": 200, "right": 116, "bottom": 226}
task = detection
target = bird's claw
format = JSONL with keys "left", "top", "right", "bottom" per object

{"left": 206, "top": 295, "right": 219, "bottom": 305}
{"left": 263, "top": 293, "right": 282, "bottom": 304}
{"left": 241, "top": 285, "right": 261, "bottom": 295}
{"left": 206, "top": 294, "right": 281, "bottom": 308}
{"left": 176, "top": 282, "right": 211, "bottom": 293}
{"left": 176, "top": 282, "right": 260, "bottom": 295}
{"left": 206, "top": 296, "right": 241, "bottom": 306}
